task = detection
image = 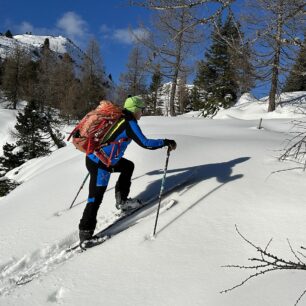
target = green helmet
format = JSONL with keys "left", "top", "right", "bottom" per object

{"left": 124, "top": 96, "right": 145, "bottom": 113}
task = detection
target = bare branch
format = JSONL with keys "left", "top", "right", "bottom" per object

{"left": 130, "top": 0, "right": 233, "bottom": 10}
{"left": 221, "top": 225, "right": 306, "bottom": 305}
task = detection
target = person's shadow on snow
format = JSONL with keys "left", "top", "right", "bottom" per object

{"left": 136, "top": 157, "right": 250, "bottom": 235}
{"left": 94, "top": 157, "right": 250, "bottom": 239}
{"left": 137, "top": 157, "right": 251, "bottom": 203}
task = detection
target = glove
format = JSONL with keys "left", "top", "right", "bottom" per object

{"left": 164, "top": 139, "right": 177, "bottom": 151}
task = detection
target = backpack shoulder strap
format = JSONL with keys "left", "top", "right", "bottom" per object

{"left": 102, "top": 117, "right": 126, "bottom": 143}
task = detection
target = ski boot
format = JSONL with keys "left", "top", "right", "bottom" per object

{"left": 116, "top": 198, "right": 143, "bottom": 212}
{"left": 79, "top": 230, "right": 94, "bottom": 249}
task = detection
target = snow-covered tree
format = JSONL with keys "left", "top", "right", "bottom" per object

{"left": 0, "top": 142, "right": 26, "bottom": 175}
{"left": 0, "top": 177, "right": 19, "bottom": 197}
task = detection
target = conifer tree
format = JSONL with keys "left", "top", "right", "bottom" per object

{"left": 0, "top": 142, "right": 26, "bottom": 175}
{"left": 43, "top": 38, "right": 50, "bottom": 50}
{"left": 193, "top": 15, "right": 249, "bottom": 116}
{"left": 0, "top": 100, "right": 52, "bottom": 190}
{"left": 283, "top": 38, "right": 306, "bottom": 92}
{"left": 0, "top": 58, "right": 3, "bottom": 87}
{"left": 0, "top": 143, "right": 22, "bottom": 197}
{"left": 146, "top": 66, "right": 163, "bottom": 114}
{"left": 5, "top": 30, "right": 13, "bottom": 38}
{"left": 0, "top": 178, "right": 20, "bottom": 197}
{"left": 12, "top": 100, "right": 51, "bottom": 160}
{"left": 190, "top": 85, "right": 206, "bottom": 112}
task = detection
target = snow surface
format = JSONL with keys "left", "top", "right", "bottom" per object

{"left": 0, "top": 34, "right": 115, "bottom": 100}
{"left": 215, "top": 92, "right": 306, "bottom": 120}
{"left": 1, "top": 93, "right": 306, "bottom": 306}
{"left": 0, "top": 34, "right": 85, "bottom": 67}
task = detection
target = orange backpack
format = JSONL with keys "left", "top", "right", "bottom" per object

{"left": 67, "top": 100, "right": 123, "bottom": 155}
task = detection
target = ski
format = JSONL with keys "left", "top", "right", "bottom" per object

{"left": 67, "top": 198, "right": 177, "bottom": 252}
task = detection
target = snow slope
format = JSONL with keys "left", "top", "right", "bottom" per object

{"left": 1, "top": 96, "right": 306, "bottom": 305}
{"left": 0, "top": 34, "right": 114, "bottom": 94}
{"left": 215, "top": 91, "right": 306, "bottom": 120}
{"left": 0, "top": 108, "right": 17, "bottom": 155}
{"left": 0, "top": 34, "right": 85, "bottom": 66}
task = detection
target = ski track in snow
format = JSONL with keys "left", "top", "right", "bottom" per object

{"left": 0, "top": 173, "right": 195, "bottom": 296}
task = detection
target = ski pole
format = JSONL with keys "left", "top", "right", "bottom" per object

{"left": 69, "top": 173, "right": 90, "bottom": 209}
{"left": 153, "top": 147, "right": 171, "bottom": 237}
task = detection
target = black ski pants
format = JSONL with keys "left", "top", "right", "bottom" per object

{"left": 79, "top": 156, "right": 134, "bottom": 232}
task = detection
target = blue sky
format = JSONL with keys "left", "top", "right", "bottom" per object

{"left": 1, "top": 0, "right": 152, "bottom": 84}
{"left": 1, "top": 0, "right": 274, "bottom": 97}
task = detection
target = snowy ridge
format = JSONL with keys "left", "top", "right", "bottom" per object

{"left": 0, "top": 34, "right": 86, "bottom": 66}
{"left": 0, "top": 34, "right": 114, "bottom": 91}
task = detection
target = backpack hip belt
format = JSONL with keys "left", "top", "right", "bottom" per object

{"left": 95, "top": 138, "right": 129, "bottom": 167}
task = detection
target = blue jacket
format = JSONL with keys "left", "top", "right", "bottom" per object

{"left": 87, "top": 109, "right": 165, "bottom": 166}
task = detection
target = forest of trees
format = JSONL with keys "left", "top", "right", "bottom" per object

{"left": 124, "top": 0, "right": 305, "bottom": 116}
{"left": 1, "top": 1, "right": 305, "bottom": 118}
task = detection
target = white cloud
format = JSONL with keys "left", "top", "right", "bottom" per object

{"left": 56, "top": 11, "right": 88, "bottom": 39}
{"left": 113, "top": 28, "right": 149, "bottom": 44}
{"left": 100, "top": 24, "right": 111, "bottom": 34}
{"left": 11, "top": 12, "right": 90, "bottom": 47}
{"left": 15, "top": 21, "right": 54, "bottom": 36}
{"left": 19, "top": 22, "right": 34, "bottom": 33}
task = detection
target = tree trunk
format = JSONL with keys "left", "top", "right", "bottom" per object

{"left": 268, "top": 2, "right": 283, "bottom": 112}
{"left": 268, "top": 52, "right": 280, "bottom": 112}
{"left": 169, "top": 78, "right": 177, "bottom": 116}
{"left": 153, "top": 90, "right": 158, "bottom": 114}
{"left": 169, "top": 29, "right": 184, "bottom": 116}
